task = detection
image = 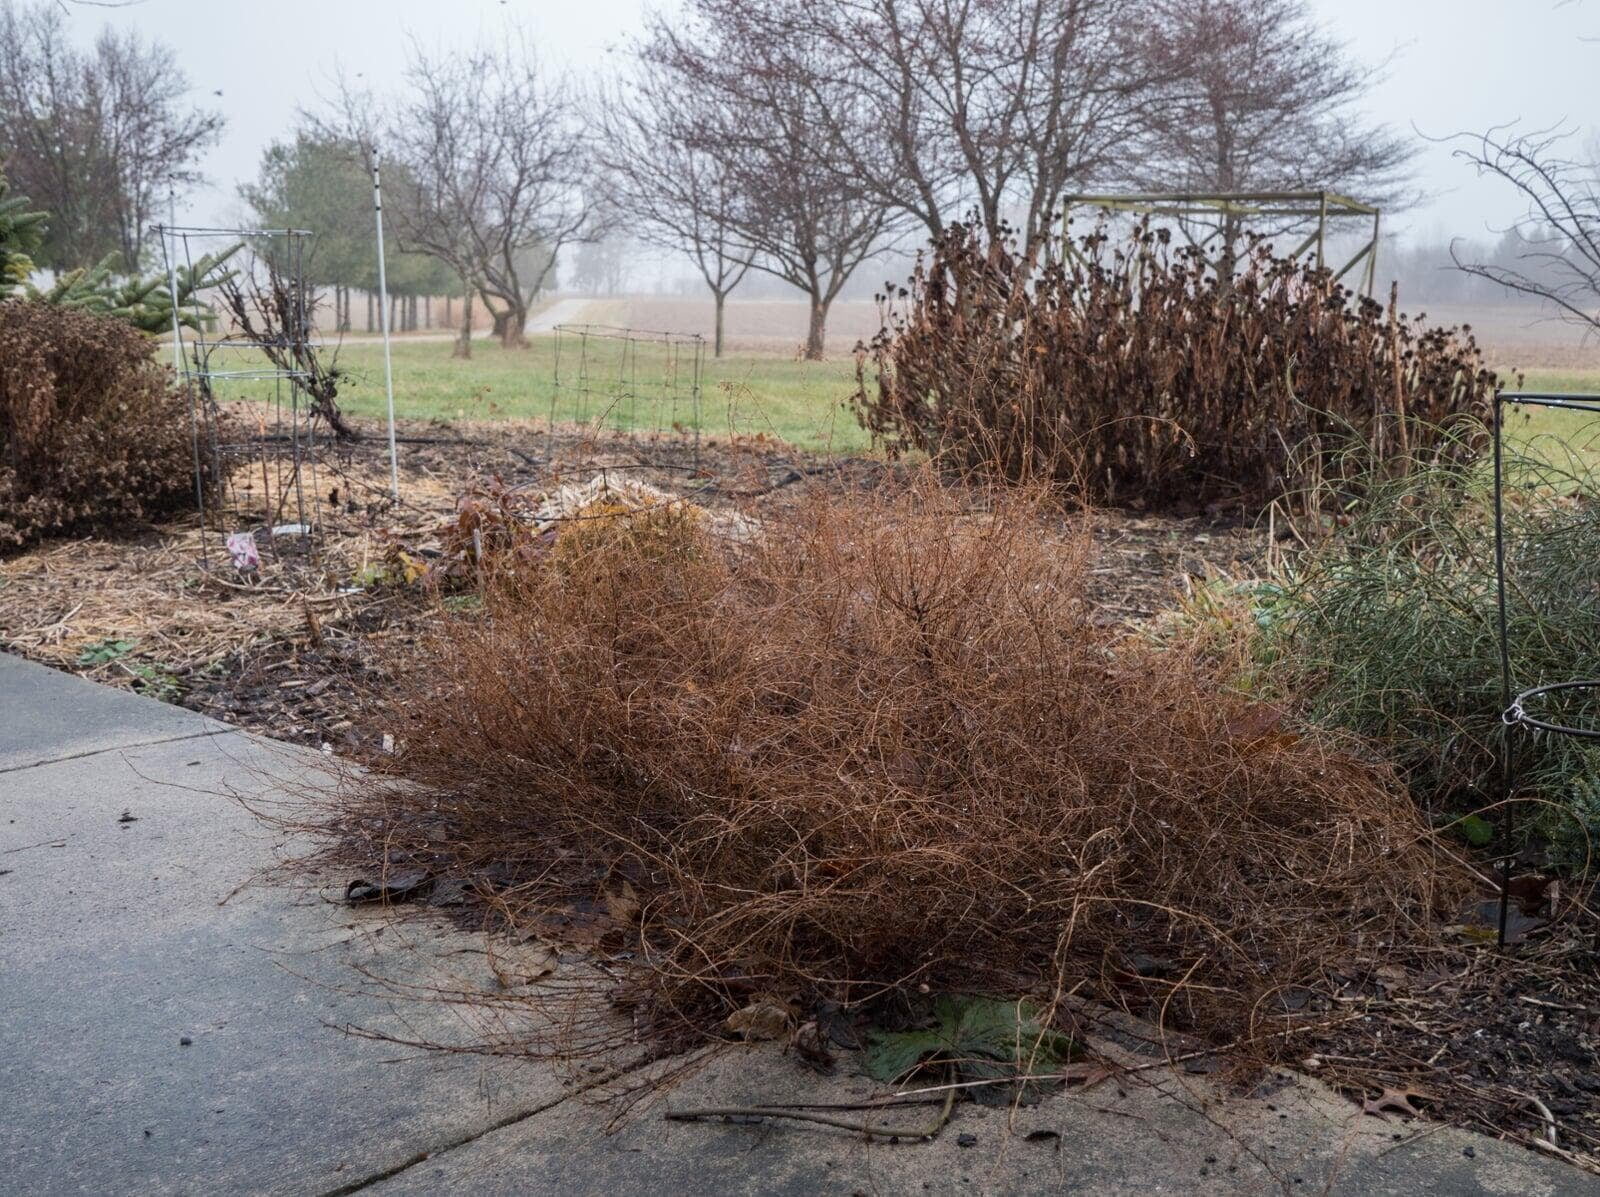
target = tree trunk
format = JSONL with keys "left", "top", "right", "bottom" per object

{"left": 366, "top": 290, "right": 374, "bottom": 333}
{"left": 500, "top": 298, "right": 528, "bottom": 349}
{"left": 713, "top": 289, "right": 726, "bottom": 358}
{"left": 804, "top": 294, "right": 828, "bottom": 361}
{"left": 445, "top": 295, "right": 453, "bottom": 327}
{"left": 409, "top": 294, "right": 419, "bottom": 332}
{"left": 390, "top": 294, "right": 400, "bottom": 335}
{"left": 424, "top": 295, "right": 432, "bottom": 329}
{"left": 453, "top": 288, "right": 474, "bottom": 359}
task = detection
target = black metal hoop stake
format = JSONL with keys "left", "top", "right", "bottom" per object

{"left": 1491, "top": 391, "right": 1600, "bottom": 946}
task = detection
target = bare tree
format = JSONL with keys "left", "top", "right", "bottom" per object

{"left": 644, "top": 3, "right": 895, "bottom": 360}
{"left": 710, "top": 0, "right": 1153, "bottom": 246}
{"left": 1133, "top": 0, "right": 1413, "bottom": 266}
{"left": 328, "top": 35, "right": 596, "bottom": 351}
{"left": 0, "top": 0, "right": 223, "bottom": 270}
{"left": 595, "top": 74, "right": 752, "bottom": 357}
{"left": 1450, "top": 126, "right": 1600, "bottom": 337}
{"left": 214, "top": 258, "right": 356, "bottom": 440}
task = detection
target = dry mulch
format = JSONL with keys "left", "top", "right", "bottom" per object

{"left": 0, "top": 413, "right": 1263, "bottom": 751}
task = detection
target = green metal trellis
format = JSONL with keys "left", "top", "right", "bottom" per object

{"left": 1060, "top": 190, "right": 1383, "bottom": 298}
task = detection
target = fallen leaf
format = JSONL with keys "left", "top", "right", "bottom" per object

{"left": 815, "top": 999, "right": 865, "bottom": 1049}
{"left": 1372, "top": 965, "right": 1409, "bottom": 991}
{"left": 865, "top": 994, "right": 1079, "bottom": 1107}
{"left": 491, "top": 941, "right": 558, "bottom": 987}
{"left": 723, "top": 997, "right": 795, "bottom": 1041}
{"left": 1455, "top": 814, "right": 1494, "bottom": 847}
{"left": 1362, "top": 1086, "right": 1431, "bottom": 1120}
{"left": 427, "top": 877, "right": 473, "bottom": 907}
{"left": 603, "top": 880, "right": 640, "bottom": 925}
{"left": 1448, "top": 899, "right": 1545, "bottom": 945}
{"left": 791, "top": 1019, "right": 835, "bottom": 1071}
{"left": 527, "top": 903, "right": 612, "bottom": 947}
{"left": 344, "top": 869, "right": 432, "bottom": 905}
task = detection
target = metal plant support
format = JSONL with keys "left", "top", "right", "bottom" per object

{"left": 549, "top": 323, "right": 705, "bottom": 471}
{"left": 1492, "top": 391, "right": 1600, "bottom": 946}
{"left": 1061, "top": 190, "right": 1382, "bottom": 297}
{"left": 153, "top": 223, "right": 325, "bottom": 570}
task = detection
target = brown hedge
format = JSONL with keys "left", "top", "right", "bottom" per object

{"left": 854, "top": 224, "right": 1499, "bottom": 514}
{"left": 0, "top": 300, "right": 199, "bottom": 548}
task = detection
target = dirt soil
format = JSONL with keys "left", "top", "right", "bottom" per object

{"left": 5, "top": 411, "right": 1598, "bottom": 1175}
{"left": 0, "top": 410, "right": 1264, "bottom": 754}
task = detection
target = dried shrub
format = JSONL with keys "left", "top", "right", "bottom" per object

{"left": 333, "top": 480, "right": 1466, "bottom": 1053}
{"left": 854, "top": 225, "right": 1498, "bottom": 513}
{"left": 0, "top": 301, "right": 199, "bottom": 548}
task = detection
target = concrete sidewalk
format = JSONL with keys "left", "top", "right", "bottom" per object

{"left": 0, "top": 652, "right": 1593, "bottom": 1195}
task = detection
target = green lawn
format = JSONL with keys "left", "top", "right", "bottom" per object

{"left": 208, "top": 334, "right": 870, "bottom": 454}
{"left": 1502, "top": 368, "right": 1600, "bottom": 473}
{"left": 207, "top": 337, "right": 1600, "bottom": 464}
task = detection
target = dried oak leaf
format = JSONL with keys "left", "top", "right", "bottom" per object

{"left": 1362, "top": 1087, "right": 1431, "bottom": 1120}
{"left": 602, "top": 880, "right": 641, "bottom": 925}
{"left": 791, "top": 1019, "right": 836, "bottom": 1072}
{"left": 489, "top": 940, "right": 559, "bottom": 987}
{"left": 723, "top": 997, "right": 796, "bottom": 1042}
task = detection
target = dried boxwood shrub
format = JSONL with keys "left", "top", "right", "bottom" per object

{"left": 0, "top": 300, "right": 199, "bottom": 548}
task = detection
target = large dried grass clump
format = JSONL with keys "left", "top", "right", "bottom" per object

{"left": 341, "top": 480, "right": 1464, "bottom": 1051}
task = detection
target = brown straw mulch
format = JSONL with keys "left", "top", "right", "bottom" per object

{"left": 317, "top": 476, "right": 1471, "bottom": 1062}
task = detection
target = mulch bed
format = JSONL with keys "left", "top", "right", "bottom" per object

{"left": 1304, "top": 924, "right": 1600, "bottom": 1169}
{"left": 1, "top": 412, "right": 1263, "bottom": 752}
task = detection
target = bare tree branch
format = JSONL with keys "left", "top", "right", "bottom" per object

{"left": 593, "top": 71, "right": 753, "bottom": 356}
{"left": 1448, "top": 124, "right": 1600, "bottom": 337}
{"left": 642, "top": 1, "right": 898, "bottom": 359}
{"left": 0, "top": 0, "right": 222, "bottom": 270}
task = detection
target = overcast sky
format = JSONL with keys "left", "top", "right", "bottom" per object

{"left": 65, "top": 0, "right": 1599, "bottom": 247}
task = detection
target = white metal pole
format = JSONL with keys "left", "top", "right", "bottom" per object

{"left": 163, "top": 191, "right": 185, "bottom": 374}
{"left": 163, "top": 189, "right": 211, "bottom": 564}
{"left": 370, "top": 151, "right": 400, "bottom": 503}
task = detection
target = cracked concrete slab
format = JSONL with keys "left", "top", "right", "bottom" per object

{"left": 0, "top": 671, "right": 578, "bottom": 1195}
{"left": 0, "top": 652, "right": 232, "bottom": 772}
{"left": 1, "top": 652, "right": 1596, "bottom": 1195}
{"left": 364, "top": 1033, "right": 1593, "bottom": 1196}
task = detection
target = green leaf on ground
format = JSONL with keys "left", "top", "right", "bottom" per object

{"left": 864, "top": 995, "right": 1079, "bottom": 1107}
{"left": 77, "top": 637, "right": 137, "bottom": 666}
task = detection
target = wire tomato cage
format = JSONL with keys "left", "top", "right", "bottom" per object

{"left": 1492, "top": 391, "right": 1600, "bottom": 946}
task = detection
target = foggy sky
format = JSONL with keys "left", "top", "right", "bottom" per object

{"left": 58, "top": 0, "right": 1600, "bottom": 250}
